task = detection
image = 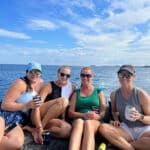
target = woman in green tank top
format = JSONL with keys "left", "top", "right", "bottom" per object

{"left": 68, "top": 66, "right": 106, "bottom": 150}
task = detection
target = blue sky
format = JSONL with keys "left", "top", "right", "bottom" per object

{"left": 0, "top": 0, "right": 150, "bottom": 66}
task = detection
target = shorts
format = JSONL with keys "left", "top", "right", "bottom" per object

{"left": 0, "top": 109, "right": 24, "bottom": 127}
{"left": 121, "top": 122, "right": 150, "bottom": 140}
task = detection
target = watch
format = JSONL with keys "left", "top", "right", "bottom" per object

{"left": 140, "top": 114, "right": 144, "bottom": 120}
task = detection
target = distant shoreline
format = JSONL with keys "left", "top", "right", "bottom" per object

{"left": 0, "top": 64, "right": 150, "bottom": 67}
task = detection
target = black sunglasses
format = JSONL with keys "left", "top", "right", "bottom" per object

{"left": 60, "top": 72, "right": 71, "bottom": 78}
{"left": 118, "top": 72, "right": 132, "bottom": 79}
{"left": 80, "top": 73, "right": 92, "bottom": 78}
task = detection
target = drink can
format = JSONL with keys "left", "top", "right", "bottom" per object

{"left": 98, "top": 143, "right": 106, "bottom": 150}
{"left": 91, "top": 106, "right": 100, "bottom": 114}
{"left": 42, "top": 131, "right": 51, "bottom": 145}
{"left": 125, "top": 105, "right": 136, "bottom": 121}
{"left": 33, "top": 95, "right": 41, "bottom": 101}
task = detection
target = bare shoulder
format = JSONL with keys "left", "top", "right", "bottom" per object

{"left": 110, "top": 90, "right": 116, "bottom": 100}
{"left": 42, "top": 82, "right": 51, "bottom": 89}
{"left": 10, "top": 79, "right": 27, "bottom": 90}
{"left": 137, "top": 88, "right": 150, "bottom": 103}
{"left": 40, "top": 82, "right": 51, "bottom": 93}
{"left": 71, "top": 83, "right": 76, "bottom": 91}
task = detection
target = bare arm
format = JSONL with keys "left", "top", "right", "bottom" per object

{"left": 98, "top": 91, "right": 106, "bottom": 119}
{"left": 137, "top": 89, "right": 150, "bottom": 124}
{"left": 32, "top": 83, "right": 51, "bottom": 129}
{"left": 69, "top": 84, "right": 76, "bottom": 101}
{"left": 110, "top": 91, "right": 120, "bottom": 121}
{"left": 68, "top": 92, "right": 84, "bottom": 119}
{"left": 1, "top": 79, "right": 30, "bottom": 111}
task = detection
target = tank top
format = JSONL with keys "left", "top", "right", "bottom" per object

{"left": 116, "top": 87, "right": 145, "bottom": 127}
{"left": 17, "top": 77, "right": 37, "bottom": 113}
{"left": 45, "top": 81, "right": 72, "bottom": 102}
{"left": 75, "top": 87, "right": 102, "bottom": 113}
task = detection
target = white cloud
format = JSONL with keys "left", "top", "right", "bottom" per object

{"left": 48, "top": 0, "right": 95, "bottom": 10}
{"left": 28, "top": 19, "right": 58, "bottom": 30}
{"left": 28, "top": 40, "right": 48, "bottom": 44}
{"left": 0, "top": 29, "right": 31, "bottom": 39}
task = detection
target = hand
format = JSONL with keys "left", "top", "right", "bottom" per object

{"left": 130, "top": 109, "right": 141, "bottom": 121}
{"left": 26, "top": 99, "right": 42, "bottom": 109}
{"left": 32, "top": 128, "right": 43, "bottom": 144}
{"left": 110, "top": 120, "right": 121, "bottom": 127}
{"left": 84, "top": 111, "right": 98, "bottom": 120}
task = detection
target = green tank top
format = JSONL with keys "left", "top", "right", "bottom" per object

{"left": 75, "top": 87, "right": 102, "bottom": 113}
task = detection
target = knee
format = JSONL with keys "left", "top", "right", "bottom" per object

{"left": 99, "top": 123, "right": 110, "bottom": 135}
{"left": 62, "top": 123, "right": 72, "bottom": 138}
{"left": 73, "top": 119, "right": 84, "bottom": 128}
{"left": 15, "top": 136, "right": 24, "bottom": 149}
{"left": 84, "top": 120, "right": 93, "bottom": 130}
{"left": 8, "top": 133, "right": 24, "bottom": 149}
{"left": 57, "top": 97, "right": 68, "bottom": 110}
{"left": 61, "top": 97, "right": 69, "bottom": 108}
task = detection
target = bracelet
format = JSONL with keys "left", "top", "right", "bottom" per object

{"left": 140, "top": 114, "right": 144, "bottom": 120}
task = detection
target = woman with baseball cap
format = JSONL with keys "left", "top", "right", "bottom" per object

{"left": 0, "top": 62, "right": 43, "bottom": 149}
{"left": 99, "top": 64, "right": 150, "bottom": 150}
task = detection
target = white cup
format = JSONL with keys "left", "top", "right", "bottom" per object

{"left": 125, "top": 105, "right": 136, "bottom": 121}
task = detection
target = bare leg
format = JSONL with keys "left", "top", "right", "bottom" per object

{"left": 99, "top": 123, "right": 134, "bottom": 150}
{"left": 45, "top": 119, "right": 71, "bottom": 138}
{"left": 131, "top": 131, "right": 150, "bottom": 150}
{"left": 82, "top": 120, "right": 100, "bottom": 150}
{"left": 40, "top": 97, "right": 68, "bottom": 128}
{"left": 0, "top": 125, "right": 24, "bottom": 150}
{"left": 0, "top": 117, "right": 5, "bottom": 142}
{"left": 69, "top": 119, "right": 84, "bottom": 150}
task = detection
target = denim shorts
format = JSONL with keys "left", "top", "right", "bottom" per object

{"left": 0, "top": 109, "right": 24, "bottom": 127}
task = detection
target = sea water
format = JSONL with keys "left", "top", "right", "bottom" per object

{"left": 0, "top": 64, "right": 150, "bottom": 103}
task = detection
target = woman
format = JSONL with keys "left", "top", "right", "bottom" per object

{"left": 99, "top": 65, "right": 150, "bottom": 150}
{"left": 68, "top": 66, "right": 106, "bottom": 150}
{"left": 0, "top": 62, "right": 43, "bottom": 150}
{"left": 31, "top": 65, "right": 75, "bottom": 144}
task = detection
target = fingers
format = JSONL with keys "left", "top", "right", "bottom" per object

{"left": 110, "top": 121, "right": 120, "bottom": 127}
{"left": 33, "top": 99, "right": 42, "bottom": 108}
{"left": 130, "top": 110, "right": 141, "bottom": 120}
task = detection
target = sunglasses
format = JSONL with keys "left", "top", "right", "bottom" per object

{"left": 29, "top": 70, "right": 41, "bottom": 76}
{"left": 60, "top": 72, "right": 71, "bottom": 78}
{"left": 80, "top": 73, "right": 92, "bottom": 78}
{"left": 118, "top": 72, "right": 132, "bottom": 79}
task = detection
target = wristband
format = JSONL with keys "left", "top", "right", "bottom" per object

{"left": 140, "top": 114, "right": 144, "bottom": 120}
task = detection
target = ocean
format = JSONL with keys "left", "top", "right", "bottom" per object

{"left": 0, "top": 64, "right": 150, "bottom": 102}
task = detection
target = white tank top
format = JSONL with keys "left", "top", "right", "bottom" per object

{"left": 61, "top": 81, "right": 72, "bottom": 99}
{"left": 17, "top": 90, "right": 37, "bottom": 113}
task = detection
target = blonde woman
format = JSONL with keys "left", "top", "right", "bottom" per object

{"left": 68, "top": 66, "right": 106, "bottom": 150}
{"left": 31, "top": 65, "right": 75, "bottom": 144}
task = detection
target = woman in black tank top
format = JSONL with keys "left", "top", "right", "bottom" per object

{"left": 31, "top": 65, "right": 75, "bottom": 144}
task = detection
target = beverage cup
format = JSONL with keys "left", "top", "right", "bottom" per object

{"left": 91, "top": 106, "right": 100, "bottom": 114}
{"left": 33, "top": 95, "right": 41, "bottom": 102}
{"left": 125, "top": 105, "right": 136, "bottom": 121}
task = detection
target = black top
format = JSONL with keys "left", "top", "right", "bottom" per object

{"left": 45, "top": 81, "right": 61, "bottom": 102}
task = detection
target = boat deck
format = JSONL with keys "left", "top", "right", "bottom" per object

{"left": 22, "top": 131, "right": 118, "bottom": 150}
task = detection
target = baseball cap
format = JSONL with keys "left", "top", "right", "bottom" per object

{"left": 117, "top": 65, "right": 135, "bottom": 75}
{"left": 27, "top": 62, "right": 42, "bottom": 73}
